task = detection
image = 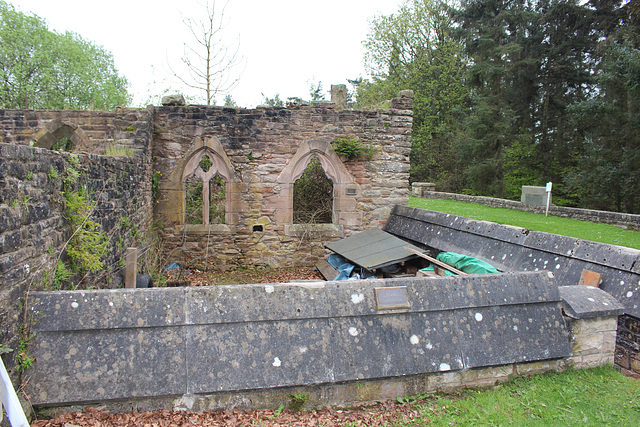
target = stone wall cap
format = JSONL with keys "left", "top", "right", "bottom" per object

{"left": 559, "top": 285, "right": 624, "bottom": 319}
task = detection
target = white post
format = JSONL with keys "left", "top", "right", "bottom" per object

{"left": 0, "top": 356, "right": 30, "bottom": 427}
{"left": 545, "top": 182, "right": 553, "bottom": 217}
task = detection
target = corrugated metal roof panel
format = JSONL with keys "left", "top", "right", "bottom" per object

{"left": 325, "top": 228, "right": 425, "bottom": 270}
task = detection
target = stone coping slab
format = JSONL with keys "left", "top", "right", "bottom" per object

{"left": 559, "top": 285, "right": 625, "bottom": 319}
{"left": 28, "top": 271, "right": 571, "bottom": 406}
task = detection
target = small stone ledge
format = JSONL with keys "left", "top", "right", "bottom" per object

{"left": 559, "top": 286, "right": 624, "bottom": 319}
{"left": 284, "top": 223, "right": 344, "bottom": 238}
{"left": 176, "top": 224, "right": 232, "bottom": 235}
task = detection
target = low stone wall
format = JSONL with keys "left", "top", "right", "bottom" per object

{"left": 0, "top": 143, "right": 152, "bottom": 373}
{"left": 413, "top": 189, "right": 639, "bottom": 230}
{"left": 28, "top": 271, "right": 575, "bottom": 411}
{"left": 386, "top": 205, "right": 639, "bottom": 374}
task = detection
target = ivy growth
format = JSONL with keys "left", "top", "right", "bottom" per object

{"left": 333, "top": 137, "right": 376, "bottom": 160}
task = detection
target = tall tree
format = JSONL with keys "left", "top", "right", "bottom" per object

{"left": 566, "top": 1, "right": 640, "bottom": 213}
{"left": 361, "top": 0, "right": 469, "bottom": 190}
{"left": 171, "top": 0, "right": 243, "bottom": 105}
{"left": 0, "top": 1, "right": 129, "bottom": 110}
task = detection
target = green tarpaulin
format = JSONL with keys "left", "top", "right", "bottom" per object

{"left": 420, "top": 252, "right": 500, "bottom": 275}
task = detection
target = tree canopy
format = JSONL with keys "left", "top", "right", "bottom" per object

{"left": 0, "top": 1, "right": 130, "bottom": 110}
{"left": 358, "top": 0, "right": 640, "bottom": 213}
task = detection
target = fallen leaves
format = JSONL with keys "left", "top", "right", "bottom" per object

{"left": 163, "top": 267, "right": 324, "bottom": 287}
{"left": 32, "top": 401, "right": 424, "bottom": 426}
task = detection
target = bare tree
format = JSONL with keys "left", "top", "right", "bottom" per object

{"left": 170, "top": 0, "right": 243, "bottom": 105}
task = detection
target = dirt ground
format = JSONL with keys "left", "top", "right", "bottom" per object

{"left": 31, "top": 401, "right": 427, "bottom": 426}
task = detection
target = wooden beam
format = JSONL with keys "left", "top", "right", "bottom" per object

{"left": 404, "top": 247, "right": 467, "bottom": 276}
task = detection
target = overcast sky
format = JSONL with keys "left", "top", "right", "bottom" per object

{"left": 13, "top": 0, "right": 405, "bottom": 108}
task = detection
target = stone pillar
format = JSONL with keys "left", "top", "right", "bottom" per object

{"left": 330, "top": 84, "right": 347, "bottom": 110}
{"left": 558, "top": 285, "right": 624, "bottom": 368}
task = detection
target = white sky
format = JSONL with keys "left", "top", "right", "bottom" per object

{"left": 12, "top": 0, "right": 405, "bottom": 108}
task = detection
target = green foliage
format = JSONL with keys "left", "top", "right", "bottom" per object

{"left": 185, "top": 173, "right": 226, "bottom": 225}
{"left": 293, "top": 157, "right": 333, "bottom": 224}
{"left": 360, "top": 0, "right": 468, "bottom": 190}
{"left": 0, "top": 1, "right": 130, "bottom": 109}
{"left": 333, "top": 137, "right": 375, "bottom": 160}
{"left": 51, "top": 136, "right": 74, "bottom": 152}
{"left": 308, "top": 81, "right": 325, "bottom": 101}
{"left": 63, "top": 187, "right": 108, "bottom": 273}
{"left": 25, "top": 171, "right": 33, "bottom": 180}
{"left": 223, "top": 95, "right": 238, "bottom": 108}
{"left": 152, "top": 170, "right": 162, "bottom": 202}
{"left": 286, "top": 392, "right": 309, "bottom": 412}
{"left": 0, "top": 343, "right": 12, "bottom": 354}
{"left": 53, "top": 259, "right": 72, "bottom": 290}
{"left": 16, "top": 324, "right": 35, "bottom": 374}
{"left": 48, "top": 166, "right": 59, "bottom": 180}
{"left": 123, "top": 125, "right": 136, "bottom": 132}
{"left": 260, "top": 93, "right": 285, "bottom": 107}
{"left": 104, "top": 144, "right": 133, "bottom": 157}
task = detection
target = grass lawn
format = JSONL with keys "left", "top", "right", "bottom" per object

{"left": 399, "top": 366, "right": 640, "bottom": 426}
{"left": 408, "top": 196, "right": 640, "bottom": 250}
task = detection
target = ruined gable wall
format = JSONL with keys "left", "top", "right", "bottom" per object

{"left": 152, "top": 95, "right": 413, "bottom": 269}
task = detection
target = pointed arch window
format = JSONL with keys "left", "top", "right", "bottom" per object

{"left": 183, "top": 151, "right": 228, "bottom": 225}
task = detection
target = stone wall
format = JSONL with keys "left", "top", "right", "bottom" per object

{"left": 152, "top": 95, "right": 413, "bottom": 269}
{"left": 412, "top": 188, "right": 640, "bottom": 230}
{"left": 26, "top": 273, "right": 623, "bottom": 414}
{"left": 28, "top": 271, "right": 572, "bottom": 411}
{"left": 0, "top": 108, "right": 152, "bottom": 157}
{"left": 0, "top": 143, "right": 153, "bottom": 373}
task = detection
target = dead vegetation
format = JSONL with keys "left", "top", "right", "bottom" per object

{"left": 32, "top": 401, "right": 423, "bottom": 426}
{"left": 163, "top": 266, "right": 324, "bottom": 287}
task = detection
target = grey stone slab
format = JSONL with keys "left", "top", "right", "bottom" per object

{"left": 326, "top": 279, "right": 393, "bottom": 317}
{"left": 405, "top": 277, "right": 456, "bottom": 312}
{"left": 571, "top": 240, "right": 640, "bottom": 270}
{"left": 446, "top": 272, "right": 559, "bottom": 310}
{"left": 477, "top": 240, "right": 522, "bottom": 271}
{"left": 384, "top": 216, "right": 433, "bottom": 245}
{"left": 479, "top": 223, "right": 529, "bottom": 245}
{"left": 186, "top": 319, "right": 334, "bottom": 393}
{"left": 28, "top": 327, "right": 187, "bottom": 405}
{"left": 331, "top": 312, "right": 464, "bottom": 381}
{"left": 523, "top": 231, "right": 579, "bottom": 256}
{"left": 456, "top": 304, "right": 570, "bottom": 368}
{"left": 558, "top": 285, "right": 624, "bottom": 319}
{"left": 596, "top": 269, "right": 640, "bottom": 318}
{"left": 32, "top": 288, "right": 186, "bottom": 332}
{"left": 186, "top": 283, "right": 330, "bottom": 324}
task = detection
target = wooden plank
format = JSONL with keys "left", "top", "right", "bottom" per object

{"left": 404, "top": 247, "right": 467, "bottom": 276}
{"left": 316, "top": 259, "right": 338, "bottom": 281}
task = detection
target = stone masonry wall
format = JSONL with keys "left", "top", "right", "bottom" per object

{"left": 413, "top": 189, "right": 640, "bottom": 230}
{"left": 152, "top": 94, "right": 413, "bottom": 270}
{"left": 0, "top": 108, "right": 153, "bottom": 158}
{"left": 0, "top": 142, "right": 153, "bottom": 373}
